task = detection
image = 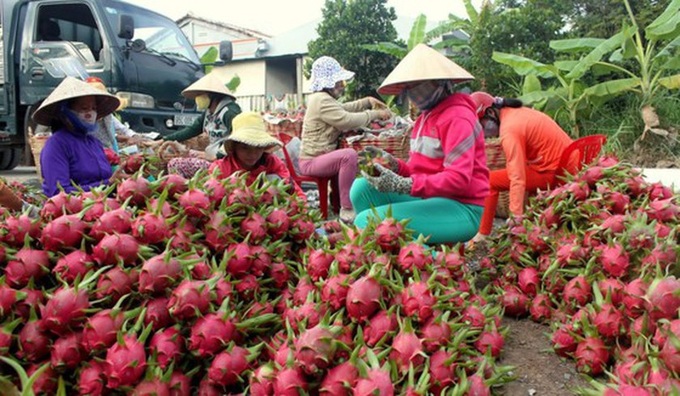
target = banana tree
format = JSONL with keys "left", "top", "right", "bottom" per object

{"left": 554, "top": 0, "right": 680, "bottom": 138}
{"left": 495, "top": 0, "right": 680, "bottom": 139}
{"left": 491, "top": 51, "right": 593, "bottom": 137}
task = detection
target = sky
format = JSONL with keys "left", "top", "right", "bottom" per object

{"left": 130, "top": 0, "right": 481, "bottom": 36}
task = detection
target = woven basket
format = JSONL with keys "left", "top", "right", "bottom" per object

{"left": 157, "top": 141, "right": 188, "bottom": 170}
{"left": 29, "top": 128, "right": 50, "bottom": 181}
{"left": 484, "top": 138, "right": 510, "bottom": 218}
{"left": 265, "top": 119, "right": 302, "bottom": 138}
{"left": 183, "top": 134, "right": 210, "bottom": 152}
{"left": 340, "top": 132, "right": 410, "bottom": 160}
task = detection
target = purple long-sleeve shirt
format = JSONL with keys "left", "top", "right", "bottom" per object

{"left": 40, "top": 128, "right": 112, "bottom": 197}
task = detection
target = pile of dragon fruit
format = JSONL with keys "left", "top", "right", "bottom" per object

{"left": 0, "top": 155, "right": 514, "bottom": 395}
{"left": 484, "top": 156, "right": 680, "bottom": 395}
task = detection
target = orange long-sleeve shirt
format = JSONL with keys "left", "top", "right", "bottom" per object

{"left": 499, "top": 107, "right": 572, "bottom": 214}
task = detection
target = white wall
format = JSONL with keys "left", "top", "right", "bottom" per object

{"left": 213, "top": 61, "right": 266, "bottom": 96}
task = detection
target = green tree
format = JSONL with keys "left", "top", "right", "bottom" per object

{"left": 468, "top": 0, "right": 569, "bottom": 95}
{"left": 307, "top": 0, "right": 399, "bottom": 99}
{"left": 563, "top": 0, "right": 671, "bottom": 39}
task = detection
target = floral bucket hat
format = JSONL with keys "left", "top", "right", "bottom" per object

{"left": 310, "top": 56, "right": 355, "bottom": 92}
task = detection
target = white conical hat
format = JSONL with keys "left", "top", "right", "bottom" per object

{"left": 182, "top": 72, "right": 235, "bottom": 100}
{"left": 32, "top": 76, "right": 121, "bottom": 125}
{"left": 378, "top": 44, "right": 475, "bottom": 95}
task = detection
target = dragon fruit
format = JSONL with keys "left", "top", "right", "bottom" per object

{"left": 645, "top": 277, "right": 680, "bottom": 322}
{"left": 353, "top": 368, "right": 394, "bottom": 396}
{"left": 41, "top": 286, "right": 89, "bottom": 335}
{"left": 138, "top": 253, "right": 183, "bottom": 295}
{"left": 294, "top": 324, "right": 337, "bottom": 375}
{"left": 149, "top": 327, "right": 185, "bottom": 370}
{"left": 401, "top": 280, "right": 435, "bottom": 323}
{"left": 346, "top": 274, "right": 382, "bottom": 322}
{"left": 82, "top": 309, "right": 125, "bottom": 353}
{"left": 167, "top": 280, "right": 211, "bottom": 321}
{"left": 50, "top": 331, "right": 85, "bottom": 369}
{"left": 188, "top": 313, "right": 237, "bottom": 358}
{"left": 104, "top": 334, "right": 147, "bottom": 388}
{"left": 78, "top": 360, "right": 106, "bottom": 396}
{"left": 319, "top": 361, "right": 358, "bottom": 395}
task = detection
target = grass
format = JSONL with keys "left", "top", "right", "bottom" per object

{"left": 576, "top": 91, "right": 680, "bottom": 167}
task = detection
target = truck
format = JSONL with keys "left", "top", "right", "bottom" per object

{"left": 0, "top": 0, "right": 231, "bottom": 170}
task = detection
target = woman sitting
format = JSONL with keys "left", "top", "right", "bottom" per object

{"left": 209, "top": 112, "right": 305, "bottom": 199}
{"left": 160, "top": 72, "right": 242, "bottom": 178}
{"left": 470, "top": 91, "right": 574, "bottom": 242}
{"left": 350, "top": 44, "right": 489, "bottom": 244}
{"left": 33, "top": 76, "right": 121, "bottom": 197}
{"left": 299, "top": 56, "right": 391, "bottom": 223}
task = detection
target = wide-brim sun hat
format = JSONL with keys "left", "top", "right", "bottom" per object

{"left": 225, "top": 112, "right": 282, "bottom": 153}
{"left": 378, "top": 44, "right": 475, "bottom": 95}
{"left": 470, "top": 91, "right": 496, "bottom": 119}
{"left": 32, "top": 76, "right": 121, "bottom": 125}
{"left": 182, "top": 72, "right": 236, "bottom": 100}
{"left": 310, "top": 56, "right": 355, "bottom": 92}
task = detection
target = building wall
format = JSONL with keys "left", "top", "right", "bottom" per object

{"left": 213, "top": 60, "right": 265, "bottom": 97}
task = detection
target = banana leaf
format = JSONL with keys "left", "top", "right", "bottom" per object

{"left": 658, "top": 73, "right": 680, "bottom": 89}
{"left": 645, "top": 0, "right": 680, "bottom": 41}
{"left": 492, "top": 52, "right": 556, "bottom": 78}
{"left": 584, "top": 78, "right": 641, "bottom": 97}
{"left": 362, "top": 42, "right": 407, "bottom": 58}
{"left": 566, "top": 30, "right": 629, "bottom": 80}
{"left": 550, "top": 38, "right": 606, "bottom": 53}
{"left": 407, "top": 15, "right": 427, "bottom": 51}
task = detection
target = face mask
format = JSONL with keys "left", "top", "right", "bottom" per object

{"left": 406, "top": 81, "right": 447, "bottom": 111}
{"left": 75, "top": 110, "right": 97, "bottom": 125}
{"left": 195, "top": 94, "right": 210, "bottom": 111}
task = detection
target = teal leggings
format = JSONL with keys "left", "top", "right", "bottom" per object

{"left": 350, "top": 178, "right": 483, "bottom": 244}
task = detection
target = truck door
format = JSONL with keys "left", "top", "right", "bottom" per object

{"left": 19, "top": 2, "right": 106, "bottom": 108}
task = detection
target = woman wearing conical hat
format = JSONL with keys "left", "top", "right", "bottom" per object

{"left": 350, "top": 44, "right": 490, "bottom": 244}
{"left": 158, "top": 72, "right": 242, "bottom": 178}
{"left": 209, "top": 111, "right": 305, "bottom": 200}
{"left": 32, "top": 76, "right": 122, "bottom": 197}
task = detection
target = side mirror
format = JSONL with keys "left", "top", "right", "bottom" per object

{"left": 118, "top": 14, "right": 134, "bottom": 40}
{"left": 219, "top": 40, "right": 233, "bottom": 62}
{"left": 130, "top": 39, "right": 146, "bottom": 53}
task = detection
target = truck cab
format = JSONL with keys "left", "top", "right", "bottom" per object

{"left": 0, "top": 0, "right": 224, "bottom": 170}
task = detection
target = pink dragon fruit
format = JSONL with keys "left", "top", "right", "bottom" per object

{"left": 149, "top": 327, "right": 185, "bottom": 370}
{"left": 104, "top": 334, "right": 147, "bottom": 388}
{"left": 294, "top": 324, "right": 337, "bottom": 375}
{"left": 188, "top": 313, "right": 237, "bottom": 358}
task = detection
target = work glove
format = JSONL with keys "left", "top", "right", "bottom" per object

{"left": 361, "top": 163, "right": 413, "bottom": 194}
{"left": 358, "top": 146, "right": 399, "bottom": 172}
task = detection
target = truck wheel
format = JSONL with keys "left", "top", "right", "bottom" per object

{"left": 0, "top": 148, "right": 21, "bottom": 170}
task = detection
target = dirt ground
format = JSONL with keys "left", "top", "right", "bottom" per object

{"left": 497, "top": 318, "right": 593, "bottom": 396}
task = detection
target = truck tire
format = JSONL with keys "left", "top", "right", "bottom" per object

{"left": 0, "top": 148, "right": 21, "bottom": 170}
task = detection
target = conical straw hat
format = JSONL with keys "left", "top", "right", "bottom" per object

{"left": 182, "top": 72, "right": 235, "bottom": 100}
{"left": 32, "top": 76, "right": 121, "bottom": 125}
{"left": 378, "top": 44, "right": 474, "bottom": 95}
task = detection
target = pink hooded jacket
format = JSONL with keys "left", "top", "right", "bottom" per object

{"left": 396, "top": 93, "right": 489, "bottom": 206}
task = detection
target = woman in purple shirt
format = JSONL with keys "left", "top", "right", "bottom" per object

{"left": 32, "top": 77, "right": 121, "bottom": 197}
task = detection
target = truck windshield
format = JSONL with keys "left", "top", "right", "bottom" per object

{"left": 101, "top": 0, "right": 200, "bottom": 65}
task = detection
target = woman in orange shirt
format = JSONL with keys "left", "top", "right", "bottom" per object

{"left": 471, "top": 92, "right": 573, "bottom": 241}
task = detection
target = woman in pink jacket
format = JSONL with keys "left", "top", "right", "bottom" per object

{"left": 350, "top": 44, "right": 489, "bottom": 244}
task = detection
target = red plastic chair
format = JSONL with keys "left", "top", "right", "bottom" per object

{"left": 277, "top": 132, "right": 340, "bottom": 219}
{"left": 556, "top": 134, "right": 607, "bottom": 182}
